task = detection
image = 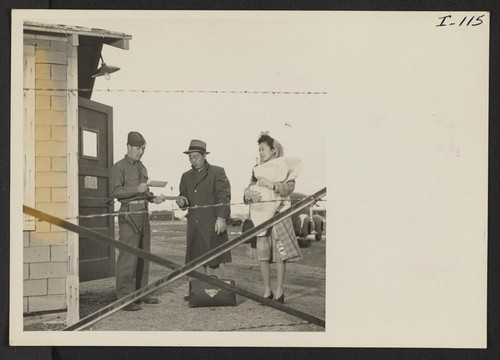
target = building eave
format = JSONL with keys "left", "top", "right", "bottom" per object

{"left": 24, "top": 21, "right": 132, "bottom": 49}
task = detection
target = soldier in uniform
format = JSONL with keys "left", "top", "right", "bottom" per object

{"left": 111, "top": 131, "right": 167, "bottom": 311}
{"left": 176, "top": 139, "right": 232, "bottom": 289}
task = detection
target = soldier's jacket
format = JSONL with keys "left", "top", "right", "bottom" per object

{"left": 111, "top": 155, "right": 154, "bottom": 204}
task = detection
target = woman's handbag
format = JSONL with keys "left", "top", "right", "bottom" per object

{"left": 242, "top": 218, "right": 257, "bottom": 248}
{"left": 188, "top": 277, "right": 237, "bottom": 308}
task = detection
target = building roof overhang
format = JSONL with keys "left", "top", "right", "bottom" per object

{"left": 23, "top": 21, "right": 132, "bottom": 99}
{"left": 24, "top": 21, "right": 131, "bottom": 49}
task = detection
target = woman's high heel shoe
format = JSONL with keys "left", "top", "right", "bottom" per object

{"left": 274, "top": 293, "right": 285, "bottom": 304}
{"left": 259, "top": 292, "right": 274, "bottom": 305}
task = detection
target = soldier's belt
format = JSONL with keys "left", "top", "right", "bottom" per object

{"left": 121, "top": 201, "right": 149, "bottom": 211}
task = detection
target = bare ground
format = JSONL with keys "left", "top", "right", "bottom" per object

{"left": 24, "top": 221, "right": 325, "bottom": 332}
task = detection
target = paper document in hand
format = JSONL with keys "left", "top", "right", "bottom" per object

{"left": 147, "top": 180, "right": 168, "bottom": 187}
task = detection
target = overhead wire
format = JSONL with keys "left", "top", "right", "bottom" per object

{"left": 23, "top": 87, "right": 327, "bottom": 95}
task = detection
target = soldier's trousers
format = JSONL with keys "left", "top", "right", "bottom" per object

{"left": 116, "top": 204, "right": 151, "bottom": 299}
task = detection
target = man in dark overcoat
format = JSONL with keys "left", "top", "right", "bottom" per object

{"left": 176, "top": 139, "right": 232, "bottom": 281}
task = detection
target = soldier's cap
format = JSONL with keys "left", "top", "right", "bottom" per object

{"left": 183, "top": 139, "right": 210, "bottom": 154}
{"left": 127, "top": 131, "right": 146, "bottom": 147}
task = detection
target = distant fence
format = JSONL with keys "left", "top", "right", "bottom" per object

{"left": 150, "top": 211, "right": 175, "bottom": 221}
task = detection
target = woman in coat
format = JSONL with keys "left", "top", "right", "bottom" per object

{"left": 243, "top": 133, "right": 302, "bottom": 303}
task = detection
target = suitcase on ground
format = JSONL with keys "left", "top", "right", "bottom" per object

{"left": 188, "top": 277, "right": 237, "bottom": 308}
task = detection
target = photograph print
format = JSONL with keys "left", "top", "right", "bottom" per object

{"left": 11, "top": 10, "right": 488, "bottom": 349}
{"left": 13, "top": 10, "right": 327, "bottom": 343}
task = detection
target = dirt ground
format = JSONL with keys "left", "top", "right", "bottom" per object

{"left": 23, "top": 221, "right": 326, "bottom": 332}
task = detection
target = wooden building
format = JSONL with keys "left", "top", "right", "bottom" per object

{"left": 22, "top": 22, "right": 131, "bottom": 324}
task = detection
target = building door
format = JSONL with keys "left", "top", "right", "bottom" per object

{"left": 78, "top": 97, "right": 115, "bottom": 282}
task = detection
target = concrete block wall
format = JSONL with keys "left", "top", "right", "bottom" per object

{"left": 23, "top": 34, "right": 70, "bottom": 313}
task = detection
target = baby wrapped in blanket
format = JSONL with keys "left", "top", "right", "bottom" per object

{"left": 250, "top": 157, "right": 302, "bottom": 236}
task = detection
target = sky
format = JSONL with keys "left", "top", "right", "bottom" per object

{"left": 26, "top": 12, "right": 327, "bottom": 215}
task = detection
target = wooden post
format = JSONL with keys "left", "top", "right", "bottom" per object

{"left": 171, "top": 186, "right": 174, "bottom": 221}
{"left": 23, "top": 45, "right": 35, "bottom": 231}
{"left": 66, "top": 34, "right": 80, "bottom": 325}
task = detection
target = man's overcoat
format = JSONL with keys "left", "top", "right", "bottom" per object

{"left": 179, "top": 162, "right": 232, "bottom": 266}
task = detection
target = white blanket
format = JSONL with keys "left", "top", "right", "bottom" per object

{"left": 250, "top": 157, "right": 302, "bottom": 235}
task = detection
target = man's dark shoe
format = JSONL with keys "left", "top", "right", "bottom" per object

{"left": 123, "top": 303, "right": 142, "bottom": 311}
{"left": 142, "top": 296, "right": 160, "bottom": 304}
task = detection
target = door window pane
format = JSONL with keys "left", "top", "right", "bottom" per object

{"left": 82, "top": 130, "right": 98, "bottom": 158}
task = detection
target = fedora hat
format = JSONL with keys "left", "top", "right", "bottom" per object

{"left": 183, "top": 139, "right": 210, "bottom": 154}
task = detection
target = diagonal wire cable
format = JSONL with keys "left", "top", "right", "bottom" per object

{"left": 24, "top": 187, "right": 326, "bottom": 331}
{"left": 23, "top": 197, "right": 326, "bottom": 221}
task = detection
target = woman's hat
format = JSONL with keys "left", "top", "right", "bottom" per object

{"left": 183, "top": 139, "right": 210, "bottom": 154}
